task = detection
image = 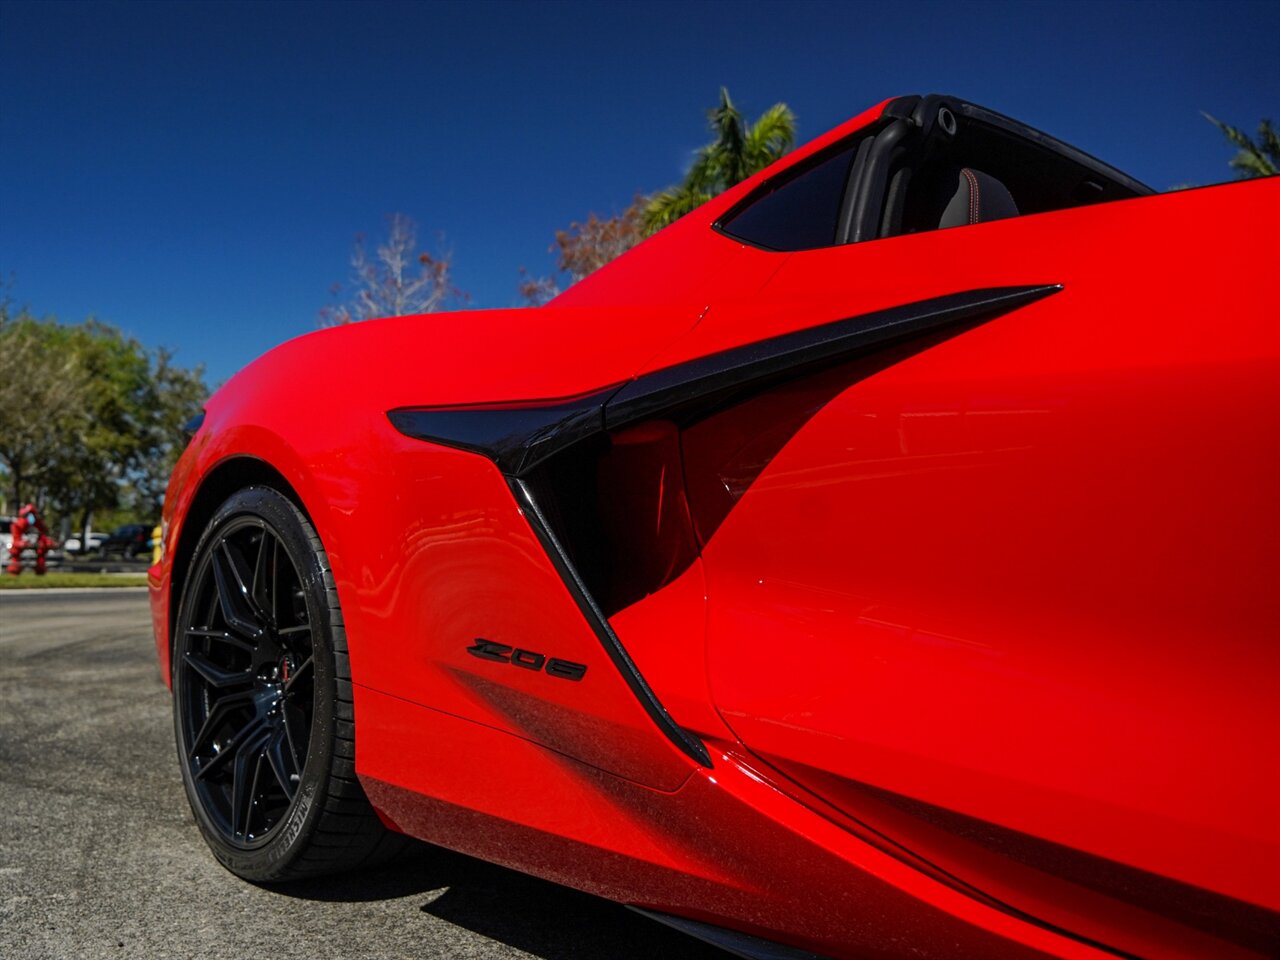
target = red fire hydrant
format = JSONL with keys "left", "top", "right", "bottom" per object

{"left": 6, "top": 503, "right": 55, "bottom": 576}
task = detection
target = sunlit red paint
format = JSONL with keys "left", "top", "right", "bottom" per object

{"left": 152, "top": 96, "right": 1280, "bottom": 958}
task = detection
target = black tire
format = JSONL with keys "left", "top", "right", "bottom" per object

{"left": 171, "top": 485, "right": 405, "bottom": 881}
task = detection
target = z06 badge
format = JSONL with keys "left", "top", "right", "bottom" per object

{"left": 467, "top": 639, "right": 588, "bottom": 681}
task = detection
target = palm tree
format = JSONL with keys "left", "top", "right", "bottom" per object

{"left": 644, "top": 88, "right": 796, "bottom": 235}
{"left": 1203, "top": 112, "right": 1279, "bottom": 178}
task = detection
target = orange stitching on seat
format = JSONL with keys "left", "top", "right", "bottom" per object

{"left": 963, "top": 168, "right": 980, "bottom": 224}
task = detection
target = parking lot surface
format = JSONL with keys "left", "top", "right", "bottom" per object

{"left": 0, "top": 590, "right": 724, "bottom": 960}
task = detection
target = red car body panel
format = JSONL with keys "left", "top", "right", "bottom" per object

{"left": 151, "top": 95, "right": 1280, "bottom": 958}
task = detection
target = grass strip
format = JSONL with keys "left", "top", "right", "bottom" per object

{"left": 0, "top": 571, "right": 149, "bottom": 589}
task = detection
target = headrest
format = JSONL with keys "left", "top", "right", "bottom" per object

{"left": 939, "top": 168, "right": 1019, "bottom": 228}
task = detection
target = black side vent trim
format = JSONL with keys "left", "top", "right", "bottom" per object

{"left": 510, "top": 477, "right": 712, "bottom": 767}
{"left": 388, "top": 284, "right": 1062, "bottom": 770}
{"left": 390, "top": 285, "right": 1061, "bottom": 473}
{"left": 604, "top": 285, "right": 1061, "bottom": 430}
{"left": 388, "top": 388, "right": 615, "bottom": 477}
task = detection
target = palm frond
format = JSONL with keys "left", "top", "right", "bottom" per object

{"left": 1258, "top": 119, "right": 1280, "bottom": 167}
{"left": 684, "top": 146, "right": 720, "bottom": 195}
{"left": 744, "top": 103, "right": 797, "bottom": 175}
{"left": 644, "top": 88, "right": 799, "bottom": 237}
{"left": 1204, "top": 111, "right": 1279, "bottom": 178}
{"left": 643, "top": 185, "right": 712, "bottom": 236}
{"left": 701, "top": 87, "right": 746, "bottom": 187}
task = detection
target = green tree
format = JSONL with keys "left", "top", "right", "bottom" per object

{"left": 0, "top": 303, "right": 207, "bottom": 534}
{"left": 643, "top": 88, "right": 796, "bottom": 235}
{"left": 128, "top": 348, "right": 208, "bottom": 518}
{"left": 0, "top": 309, "right": 89, "bottom": 511}
{"left": 45, "top": 320, "right": 157, "bottom": 536}
{"left": 1204, "top": 113, "right": 1279, "bottom": 178}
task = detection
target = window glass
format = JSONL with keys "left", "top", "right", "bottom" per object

{"left": 719, "top": 141, "right": 859, "bottom": 251}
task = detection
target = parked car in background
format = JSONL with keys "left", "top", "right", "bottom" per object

{"left": 98, "top": 523, "right": 151, "bottom": 558}
{"left": 63, "top": 531, "right": 108, "bottom": 554}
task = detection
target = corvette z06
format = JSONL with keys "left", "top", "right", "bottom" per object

{"left": 151, "top": 94, "right": 1279, "bottom": 960}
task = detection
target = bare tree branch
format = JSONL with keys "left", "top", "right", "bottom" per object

{"left": 321, "top": 213, "right": 464, "bottom": 325}
{"left": 519, "top": 196, "right": 647, "bottom": 305}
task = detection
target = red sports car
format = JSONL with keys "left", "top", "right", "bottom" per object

{"left": 150, "top": 94, "right": 1279, "bottom": 959}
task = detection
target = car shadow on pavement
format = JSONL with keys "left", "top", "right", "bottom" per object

{"left": 271, "top": 841, "right": 728, "bottom": 959}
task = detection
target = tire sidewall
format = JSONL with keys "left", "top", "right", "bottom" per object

{"left": 171, "top": 485, "right": 339, "bottom": 882}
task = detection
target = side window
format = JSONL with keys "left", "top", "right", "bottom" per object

{"left": 718, "top": 101, "right": 1152, "bottom": 253}
{"left": 718, "top": 138, "right": 862, "bottom": 251}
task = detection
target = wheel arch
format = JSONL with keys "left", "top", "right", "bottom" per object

{"left": 167, "top": 455, "right": 311, "bottom": 661}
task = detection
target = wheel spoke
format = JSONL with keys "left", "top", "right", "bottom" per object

{"left": 244, "top": 750, "right": 265, "bottom": 838}
{"left": 282, "top": 699, "right": 307, "bottom": 773}
{"left": 211, "top": 541, "right": 265, "bottom": 640}
{"left": 265, "top": 728, "right": 298, "bottom": 799}
{"left": 188, "top": 690, "right": 254, "bottom": 759}
{"left": 250, "top": 529, "right": 276, "bottom": 630}
{"left": 194, "top": 715, "right": 267, "bottom": 782}
{"left": 222, "top": 537, "right": 264, "bottom": 619}
{"left": 184, "top": 650, "right": 253, "bottom": 690}
{"left": 269, "top": 533, "right": 280, "bottom": 630}
{"left": 186, "top": 627, "right": 254, "bottom": 654}
{"left": 230, "top": 728, "right": 270, "bottom": 838}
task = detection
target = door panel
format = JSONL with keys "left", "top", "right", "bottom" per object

{"left": 688, "top": 181, "right": 1280, "bottom": 949}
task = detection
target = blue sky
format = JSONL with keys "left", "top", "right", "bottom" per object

{"left": 1, "top": 0, "right": 1276, "bottom": 385}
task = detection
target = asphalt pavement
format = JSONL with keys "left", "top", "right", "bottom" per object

{"left": 0, "top": 590, "right": 725, "bottom": 960}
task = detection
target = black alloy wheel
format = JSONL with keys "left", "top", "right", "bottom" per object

{"left": 172, "top": 486, "right": 404, "bottom": 881}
